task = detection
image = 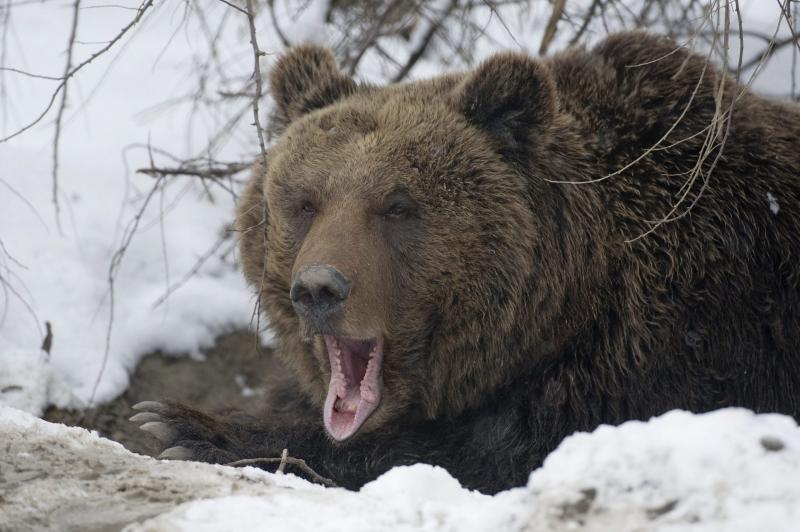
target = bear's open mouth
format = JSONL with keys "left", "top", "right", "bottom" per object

{"left": 323, "top": 335, "right": 383, "bottom": 441}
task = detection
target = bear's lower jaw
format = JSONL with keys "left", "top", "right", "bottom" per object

{"left": 323, "top": 335, "right": 383, "bottom": 441}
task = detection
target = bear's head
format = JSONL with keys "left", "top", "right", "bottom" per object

{"left": 238, "top": 44, "right": 578, "bottom": 442}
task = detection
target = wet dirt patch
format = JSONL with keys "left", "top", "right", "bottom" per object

{"left": 44, "top": 331, "right": 288, "bottom": 457}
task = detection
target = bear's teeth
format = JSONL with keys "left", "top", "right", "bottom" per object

{"left": 334, "top": 397, "right": 358, "bottom": 413}
{"left": 360, "top": 384, "right": 377, "bottom": 403}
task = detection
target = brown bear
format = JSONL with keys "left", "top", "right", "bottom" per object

{"left": 133, "top": 32, "right": 800, "bottom": 494}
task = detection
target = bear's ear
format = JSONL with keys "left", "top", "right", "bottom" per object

{"left": 454, "top": 53, "right": 556, "bottom": 163}
{"left": 269, "top": 44, "right": 356, "bottom": 130}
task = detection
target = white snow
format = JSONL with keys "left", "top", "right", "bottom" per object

{"left": 1, "top": 405, "right": 799, "bottom": 531}
{"left": 135, "top": 409, "right": 800, "bottom": 532}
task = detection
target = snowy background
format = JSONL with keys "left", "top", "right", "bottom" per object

{"left": 1, "top": 1, "right": 799, "bottom": 529}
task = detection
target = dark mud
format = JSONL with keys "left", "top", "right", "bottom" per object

{"left": 44, "top": 331, "right": 289, "bottom": 457}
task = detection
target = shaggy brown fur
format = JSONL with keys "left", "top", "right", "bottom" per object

{"left": 135, "top": 32, "right": 800, "bottom": 494}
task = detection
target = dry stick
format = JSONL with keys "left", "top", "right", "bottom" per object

{"left": 0, "top": 177, "right": 49, "bottom": 231}
{"left": 227, "top": 456, "right": 338, "bottom": 488}
{"left": 241, "top": 0, "right": 271, "bottom": 351}
{"left": 152, "top": 141, "right": 171, "bottom": 313}
{"left": 0, "top": 0, "right": 153, "bottom": 144}
{"left": 0, "top": 267, "right": 42, "bottom": 336}
{"left": 244, "top": 0, "right": 268, "bottom": 170}
{"left": 627, "top": 0, "right": 745, "bottom": 242}
{"left": 544, "top": 52, "right": 712, "bottom": 186}
{"left": 347, "top": 0, "right": 405, "bottom": 75}
{"left": 480, "top": 0, "right": 523, "bottom": 49}
{"left": 539, "top": 0, "right": 566, "bottom": 56}
{"left": 138, "top": 165, "right": 241, "bottom": 197}
{"left": 776, "top": 0, "right": 800, "bottom": 53}
{"left": 625, "top": 17, "right": 724, "bottom": 234}
{"left": 277, "top": 448, "right": 289, "bottom": 473}
{"left": 151, "top": 234, "right": 233, "bottom": 309}
{"left": 87, "top": 174, "right": 164, "bottom": 408}
{"left": 666, "top": 1, "right": 744, "bottom": 216}
{"left": 216, "top": 0, "right": 246, "bottom": 15}
{"left": 568, "top": 0, "right": 600, "bottom": 47}
{"left": 0, "top": 0, "right": 11, "bottom": 133}
{"left": 267, "top": 0, "right": 290, "bottom": 48}
{"left": 196, "top": 2, "right": 233, "bottom": 86}
{"left": 0, "top": 68, "right": 63, "bottom": 81}
{"left": 392, "top": 0, "right": 459, "bottom": 83}
{"left": 137, "top": 162, "right": 251, "bottom": 179}
{"left": 739, "top": 34, "right": 798, "bottom": 72}
{"left": 51, "top": 0, "right": 81, "bottom": 232}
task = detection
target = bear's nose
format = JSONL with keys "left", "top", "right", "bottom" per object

{"left": 290, "top": 265, "right": 351, "bottom": 327}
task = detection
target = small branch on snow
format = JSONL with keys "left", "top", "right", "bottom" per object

{"left": 227, "top": 454, "right": 338, "bottom": 488}
{"left": 277, "top": 448, "right": 289, "bottom": 473}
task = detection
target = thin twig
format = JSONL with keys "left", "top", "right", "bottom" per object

{"left": 739, "top": 34, "right": 798, "bottom": 72}
{"left": 88, "top": 172, "right": 164, "bottom": 407}
{"left": 51, "top": 0, "right": 81, "bottom": 231}
{"left": 539, "top": 0, "right": 566, "bottom": 56}
{"left": 347, "top": 0, "right": 405, "bottom": 75}
{"left": 244, "top": 0, "right": 269, "bottom": 170}
{"left": 267, "top": 0, "right": 290, "bottom": 48}
{"left": 151, "top": 233, "right": 233, "bottom": 309}
{"left": 227, "top": 455, "right": 338, "bottom": 488}
{"left": 392, "top": 0, "right": 459, "bottom": 82}
{"left": 216, "top": 0, "right": 246, "bottom": 16}
{"left": 277, "top": 448, "right": 289, "bottom": 473}
{"left": 0, "top": 0, "right": 154, "bottom": 144}
{"left": 137, "top": 161, "right": 250, "bottom": 179}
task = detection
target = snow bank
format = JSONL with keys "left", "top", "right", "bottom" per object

{"left": 2, "top": 406, "right": 798, "bottom": 531}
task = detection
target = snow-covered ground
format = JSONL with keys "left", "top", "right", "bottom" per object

{"left": 2, "top": 405, "right": 799, "bottom": 531}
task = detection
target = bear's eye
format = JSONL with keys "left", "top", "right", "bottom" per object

{"left": 300, "top": 200, "right": 317, "bottom": 216}
{"left": 383, "top": 203, "right": 412, "bottom": 220}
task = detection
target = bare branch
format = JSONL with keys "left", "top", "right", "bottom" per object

{"left": 137, "top": 161, "right": 250, "bottom": 179}
{"left": 244, "top": 0, "right": 269, "bottom": 170}
{"left": 216, "top": 0, "right": 247, "bottom": 16}
{"left": 51, "top": 0, "right": 81, "bottom": 231}
{"left": 227, "top": 455, "right": 338, "bottom": 488}
{"left": 392, "top": 0, "right": 459, "bottom": 82}
{"left": 89, "top": 171, "right": 164, "bottom": 407}
{"left": 151, "top": 233, "right": 234, "bottom": 309}
{"left": 739, "top": 34, "right": 799, "bottom": 72}
{"left": 0, "top": 0, "right": 154, "bottom": 144}
{"left": 277, "top": 448, "right": 289, "bottom": 473}
{"left": 267, "top": 0, "right": 290, "bottom": 48}
{"left": 0, "top": 66, "right": 62, "bottom": 80}
{"left": 539, "top": 0, "right": 566, "bottom": 56}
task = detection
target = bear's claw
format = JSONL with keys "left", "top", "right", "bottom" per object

{"left": 158, "top": 446, "right": 195, "bottom": 460}
{"left": 139, "top": 421, "right": 178, "bottom": 443}
{"left": 129, "top": 400, "right": 241, "bottom": 465}
{"left": 132, "top": 400, "right": 167, "bottom": 413}
{"left": 129, "top": 412, "right": 161, "bottom": 423}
